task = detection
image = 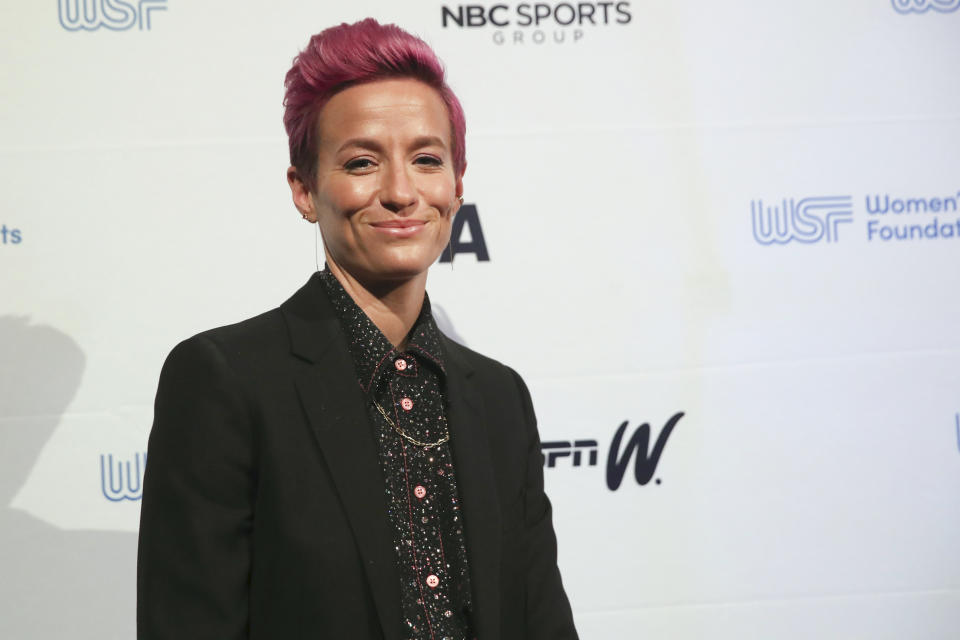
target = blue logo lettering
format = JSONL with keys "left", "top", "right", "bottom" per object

{"left": 955, "top": 413, "right": 960, "bottom": 454}
{"left": 891, "top": 0, "right": 960, "bottom": 13}
{"left": 1, "top": 225, "right": 22, "bottom": 245}
{"left": 58, "top": 0, "right": 166, "bottom": 32}
{"left": 864, "top": 192, "right": 959, "bottom": 215}
{"left": 100, "top": 452, "right": 147, "bottom": 501}
{"left": 751, "top": 196, "right": 853, "bottom": 245}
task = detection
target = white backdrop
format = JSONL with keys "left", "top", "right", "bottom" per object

{"left": 2, "top": 1, "right": 959, "bottom": 638}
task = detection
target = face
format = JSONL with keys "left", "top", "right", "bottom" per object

{"left": 288, "top": 78, "right": 463, "bottom": 288}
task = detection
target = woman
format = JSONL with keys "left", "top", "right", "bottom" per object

{"left": 137, "top": 18, "right": 578, "bottom": 640}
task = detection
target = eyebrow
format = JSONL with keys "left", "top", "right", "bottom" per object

{"left": 336, "top": 135, "right": 448, "bottom": 154}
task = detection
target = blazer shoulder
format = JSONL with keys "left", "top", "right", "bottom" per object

{"left": 195, "top": 307, "right": 285, "bottom": 347}
{"left": 168, "top": 307, "right": 289, "bottom": 375}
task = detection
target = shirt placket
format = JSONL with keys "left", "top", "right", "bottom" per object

{"left": 389, "top": 354, "right": 462, "bottom": 639}
{"left": 317, "top": 270, "right": 472, "bottom": 639}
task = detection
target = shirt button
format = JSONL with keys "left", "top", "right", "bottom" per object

{"left": 426, "top": 574, "right": 439, "bottom": 588}
{"left": 394, "top": 358, "right": 407, "bottom": 371}
{"left": 400, "top": 397, "right": 414, "bottom": 411}
{"left": 414, "top": 485, "right": 427, "bottom": 499}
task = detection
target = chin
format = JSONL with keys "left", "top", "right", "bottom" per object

{"left": 363, "top": 250, "right": 441, "bottom": 282}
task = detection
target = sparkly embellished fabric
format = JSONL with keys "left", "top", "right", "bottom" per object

{"left": 319, "top": 269, "right": 475, "bottom": 640}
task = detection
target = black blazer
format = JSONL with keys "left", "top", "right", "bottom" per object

{"left": 137, "top": 273, "right": 578, "bottom": 640}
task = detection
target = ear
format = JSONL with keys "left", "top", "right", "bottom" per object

{"left": 287, "top": 166, "right": 317, "bottom": 223}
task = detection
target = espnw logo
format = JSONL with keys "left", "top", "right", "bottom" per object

{"left": 891, "top": 0, "right": 960, "bottom": 13}
{"left": 58, "top": 0, "right": 167, "bottom": 32}
{"left": 100, "top": 452, "right": 147, "bottom": 501}
{"left": 542, "top": 412, "right": 683, "bottom": 490}
{"left": 751, "top": 196, "right": 853, "bottom": 245}
{"left": 542, "top": 440, "right": 599, "bottom": 467}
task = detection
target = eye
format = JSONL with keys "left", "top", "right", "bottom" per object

{"left": 414, "top": 155, "right": 442, "bottom": 167}
{"left": 344, "top": 157, "right": 375, "bottom": 172}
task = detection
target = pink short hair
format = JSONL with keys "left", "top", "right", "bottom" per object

{"left": 283, "top": 18, "right": 466, "bottom": 190}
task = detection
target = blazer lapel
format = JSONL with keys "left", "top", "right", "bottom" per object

{"left": 443, "top": 337, "right": 502, "bottom": 640}
{"left": 281, "top": 275, "right": 402, "bottom": 640}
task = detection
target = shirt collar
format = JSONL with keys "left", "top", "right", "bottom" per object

{"left": 318, "top": 268, "right": 446, "bottom": 393}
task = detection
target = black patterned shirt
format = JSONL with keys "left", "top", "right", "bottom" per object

{"left": 319, "top": 269, "right": 474, "bottom": 640}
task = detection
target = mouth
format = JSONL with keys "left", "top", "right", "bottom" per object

{"left": 368, "top": 219, "right": 427, "bottom": 238}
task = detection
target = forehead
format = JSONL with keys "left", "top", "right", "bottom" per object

{"left": 316, "top": 78, "right": 451, "bottom": 149}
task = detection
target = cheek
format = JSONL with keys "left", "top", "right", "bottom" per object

{"left": 420, "top": 176, "right": 457, "bottom": 208}
{"left": 318, "top": 176, "right": 374, "bottom": 213}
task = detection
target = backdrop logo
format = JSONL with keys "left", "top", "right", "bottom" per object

{"left": 100, "top": 452, "right": 147, "bottom": 501}
{"left": 751, "top": 196, "right": 853, "bottom": 245}
{"left": 440, "top": 203, "right": 490, "bottom": 263}
{"left": 891, "top": 0, "right": 960, "bottom": 13}
{"left": 58, "top": 0, "right": 167, "bottom": 32}
{"left": 955, "top": 413, "right": 959, "bottom": 454}
{"left": 542, "top": 439, "right": 598, "bottom": 467}
{"left": 1, "top": 224, "right": 22, "bottom": 245}
{"left": 441, "top": 2, "right": 632, "bottom": 45}
{"left": 752, "top": 190, "right": 960, "bottom": 245}
{"left": 542, "top": 411, "right": 683, "bottom": 490}
{"left": 866, "top": 191, "right": 960, "bottom": 241}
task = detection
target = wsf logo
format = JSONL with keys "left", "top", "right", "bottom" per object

{"left": 751, "top": 196, "right": 854, "bottom": 245}
{"left": 542, "top": 411, "right": 683, "bottom": 490}
{"left": 58, "top": 0, "right": 167, "bottom": 32}
{"left": 440, "top": 203, "right": 490, "bottom": 263}
{"left": 100, "top": 452, "right": 147, "bottom": 501}
{"left": 891, "top": 0, "right": 960, "bottom": 13}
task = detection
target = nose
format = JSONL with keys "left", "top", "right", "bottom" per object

{"left": 379, "top": 162, "right": 417, "bottom": 214}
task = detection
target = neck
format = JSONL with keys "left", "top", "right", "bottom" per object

{"left": 326, "top": 260, "right": 427, "bottom": 350}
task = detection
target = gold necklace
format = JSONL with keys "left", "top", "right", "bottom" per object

{"left": 371, "top": 398, "right": 450, "bottom": 449}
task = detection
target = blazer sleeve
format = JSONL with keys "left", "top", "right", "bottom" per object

{"left": 138, "top": 335, "right": 255, "bottom": 639}
{"left": 509, "top": 368, "right": 580, "bottom": 640}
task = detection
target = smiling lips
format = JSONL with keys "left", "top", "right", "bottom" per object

{"left": 369, "top": 219, "right": 427, "bottom": 239}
